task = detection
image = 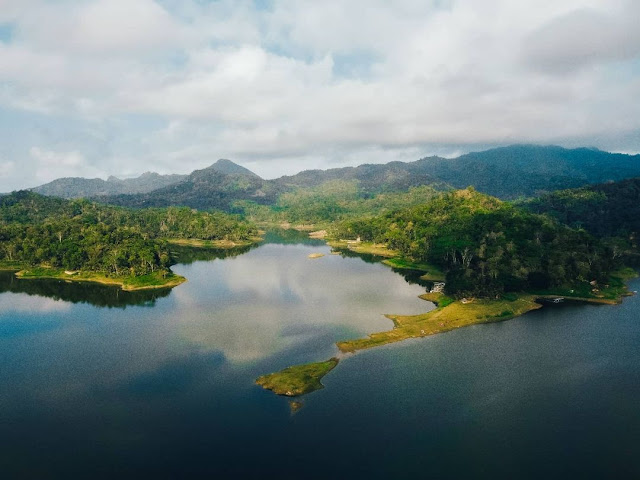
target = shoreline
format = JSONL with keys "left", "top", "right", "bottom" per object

{"left": 256, "top": 358, "right": 339, "bottom": 397}
{"left": 14, "top": 267, "right": 186, "bottom": 291}
{"left": 165, "top": 236, "right": 263, "bottom": 249}
{"left": 337, "top": 292, "right": 544, "bottom": 353}
{"left": 1, "top": 236, "right": 263, "bottom": 292}
{"left": 256, "top": 237, "right": 638, "bottom": 397}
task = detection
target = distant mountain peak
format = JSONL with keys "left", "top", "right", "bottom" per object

{"left": 204, "top": 159, "right": 261, "bottom": 179}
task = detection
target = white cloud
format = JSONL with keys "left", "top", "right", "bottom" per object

{"left": 522, "top": 3, "right": 640, "bottom": 73}
{"left": 29, "top": 147, "right": 106, "bottom": 184}
{"left": 0, "top": 0, "right": 637, "bottom": 190}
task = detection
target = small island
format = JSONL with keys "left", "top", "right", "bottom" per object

{"left": 256, "top": 358, "right": 339, "bottom": 397}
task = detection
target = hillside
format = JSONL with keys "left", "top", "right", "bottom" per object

{"left": 29, "top": 145, "right": 640, "bottom": 211}
{"left": 100, "top": 160, "right": 275, "bottom": 210}
{"left": 31, "top": 171, "right": 188, "bottom": 199}
{"left": 413, "top": 145, "right": 640, "bottom": 198}
{"left": 524, "top": 177, "right": 640, "bottom": 243}
{"left": 0, "top": 191, "right": 260, "bottom": 288}
{"left": 268, "top": 145, "right": 640, "bottom": 200}
{"left": 333, "top": 188, "right": 618, "bottom": 297}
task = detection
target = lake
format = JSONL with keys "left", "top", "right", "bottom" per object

{"left": 1, "top": 231, "right": 639, "bottom": 479}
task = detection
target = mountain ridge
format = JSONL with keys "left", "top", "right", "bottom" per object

{"left": 27, "top": 145, "right": 640, "bottom": 209}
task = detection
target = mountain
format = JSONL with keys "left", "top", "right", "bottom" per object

{"left": 524, "top": 177, "right": 640, "bottom": 241}
{"left": 99, "top": 160, "right": 272, "bottom": 210}
{"left": 272, "top": 161, "right": 442, "bottom": 193}
{"left": 31, "top": 171, "right": 187, "bottom": 199}
{"left": 207, "top": 159, "right": 261, "bottom": 178}
{"left": 411, "top": 145, "right": 640, "bottom": 198}
{"left": 267, "top": 145, "right": 640, "bottom": 200}
{"left": 30, "top": 145, "right": 640, "bottom": 210}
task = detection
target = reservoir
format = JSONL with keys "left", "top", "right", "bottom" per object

{"left": 1, "top": 231, "right": 639, "bottom": 478}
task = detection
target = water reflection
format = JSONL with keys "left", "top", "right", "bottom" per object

{"left": 169, "top": 243, "right": 258, "bottom": 265}
{"left": 1, "top": 235, "right": 638, "bottom": 478}
{"left": 0, "top": 271, "right": 172, "bottom": 308}
{"left": 260, "top": 228, "right": 327, "bottom": 246}
{"left": 331, "top": 247, "right": 434, "bottom": 288}
{"left": 169, "top": 242, "right": 431, "bottom": 365}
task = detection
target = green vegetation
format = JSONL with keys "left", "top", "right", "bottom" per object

{"left": 15, "top": 267, "right": 185, "bottom": 291}
{"left": 258, "top": 180, "right": 640, "bottom": 398}
{"left": 332, "top": 188, "right": 619, "bottom": 298}
{"left": 255, "top": 358, "right": 339, "bottom": 397}
{"left": 381, "top": 258, "right": 446, "bottom": 280}
{"left": 238, "top": 181, "right": 445, "bottom": 225}
{"left": 532, "top": 268, "right": 637, "bottom": 304}
{"left": 32, "top": 171, "right": 187, "bottom": 199}
{"left": 337, "top": 294, "right": 543, "bottom": 353}
{"left": 0, "top": 191, "right": 260, "bottom": 290}
{"left": 328, "top": 240, "right": 398, "bottom": 258}
{"left": 165, "top": 237, "right": 261, "bottom": 249}
{"left": 67, "top": 146, "right": 640, "bottom": 214}
{"left": 524, "top": 177, "right": 640, "bottom": 245}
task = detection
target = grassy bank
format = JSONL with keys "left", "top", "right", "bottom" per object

{"left": 256, "top": 358, "right": 339, "bottom": 397}
{"left": 532, "top": 268, "right": 638, "bottom": 304}
{"left": 165, "top": 236, "right": 262, "bottom": 249}
{"left": 14, "top": 267, "right": 185, "bottom": 291}
{"left": 381, "top": 258, "right": 446, "bottom": 281}
{"left": 327, "top": 240, "right": 398, "bottom": 257}
{"left": 337, "top": 293, "right": 543, "bottom": 353}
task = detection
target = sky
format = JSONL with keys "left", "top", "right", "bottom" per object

{"left": 0, "top": 0, "right": 639, "bottom": 190}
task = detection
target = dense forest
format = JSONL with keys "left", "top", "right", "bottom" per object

{"left": 524, "top": 178, "right": 640, "bottom": 245}
{"left": 0, "top": 191, "right": 259, "bottom": 277}
{"left": 8, "top": 167, "right": 640, "bottom": 297}
{"left": 238, "top": 181, "right": 447, "bottom": 224}
{"left": 333, "top": 188, "right": 619, "bottom": 297}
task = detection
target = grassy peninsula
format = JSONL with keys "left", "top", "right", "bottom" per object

{"left": 165, "top": 237, "right": 262, "bottom": 249}
{"left": 338, "top": 293, "right": 542, "bottom": 353}
{"left": 256, "top": 358, "right": 339, "bottom": 397}
{"left": 14, "top": 267, "right": 185, "bottom": 291}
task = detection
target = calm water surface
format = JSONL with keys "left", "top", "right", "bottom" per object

{"left": 1, "top": 232, "right": 639, "bottom": 479}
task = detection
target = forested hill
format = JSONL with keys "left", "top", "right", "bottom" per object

{"left": 413, "top": 145, "right": 640, "bottom": 198}
{"left": 0, "top": 191, "right": 259, "bottom": 278}
{"left": 29, "top": 159, "right": 260, "bottom": 200}
{"left": 29, "top": 145, "right": 640, "bottom": 210}
{"left": 267, "top": 145, "right": 640, "bottom": 199}
{"left": 96, "top": 160, "right": 275, "bottom": 211}
{"left": 333, "top": 188, "right": 619, "bottom": 298}
{"left": 32, "top": 171, "right": 187, "bottom": 199}
{"left": 524, "top": 177, "right": 640, "bottom": 242}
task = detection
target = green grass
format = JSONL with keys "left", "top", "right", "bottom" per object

{"left": 382, "top": 258, "right": 446, "bottom": 281}
{"left": 337, "top": 294, "right": 542, "bottom": 353}
{"left": 532, "top": 270, "right": 637, "bottom": 304}
{"left": 0, "top": 261, "right": 26, "bottom": 271}
{"left": 15, "top": 267, "right": 186, "bottom": 291}
{"left": 165, "top": 237, "right": 262, "bottom": 248}
{"left": 255, "top": 358, "right": 339, "bottom": 397}
{"left": 327, "top": 240, "right": 398, "bottom": 258}
{"left": 121, "top": 271, "right": 185, "bottom": 290}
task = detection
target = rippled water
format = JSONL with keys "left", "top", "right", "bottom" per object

{"left": 1, "top": 232, "right": 639, "bottom": 479}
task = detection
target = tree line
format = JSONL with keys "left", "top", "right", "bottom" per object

{"left": 0, "top": 191, "right": 259, "bottom": 277}
{"left": 332, "top": 188, "right": 620, "bottom": 297}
